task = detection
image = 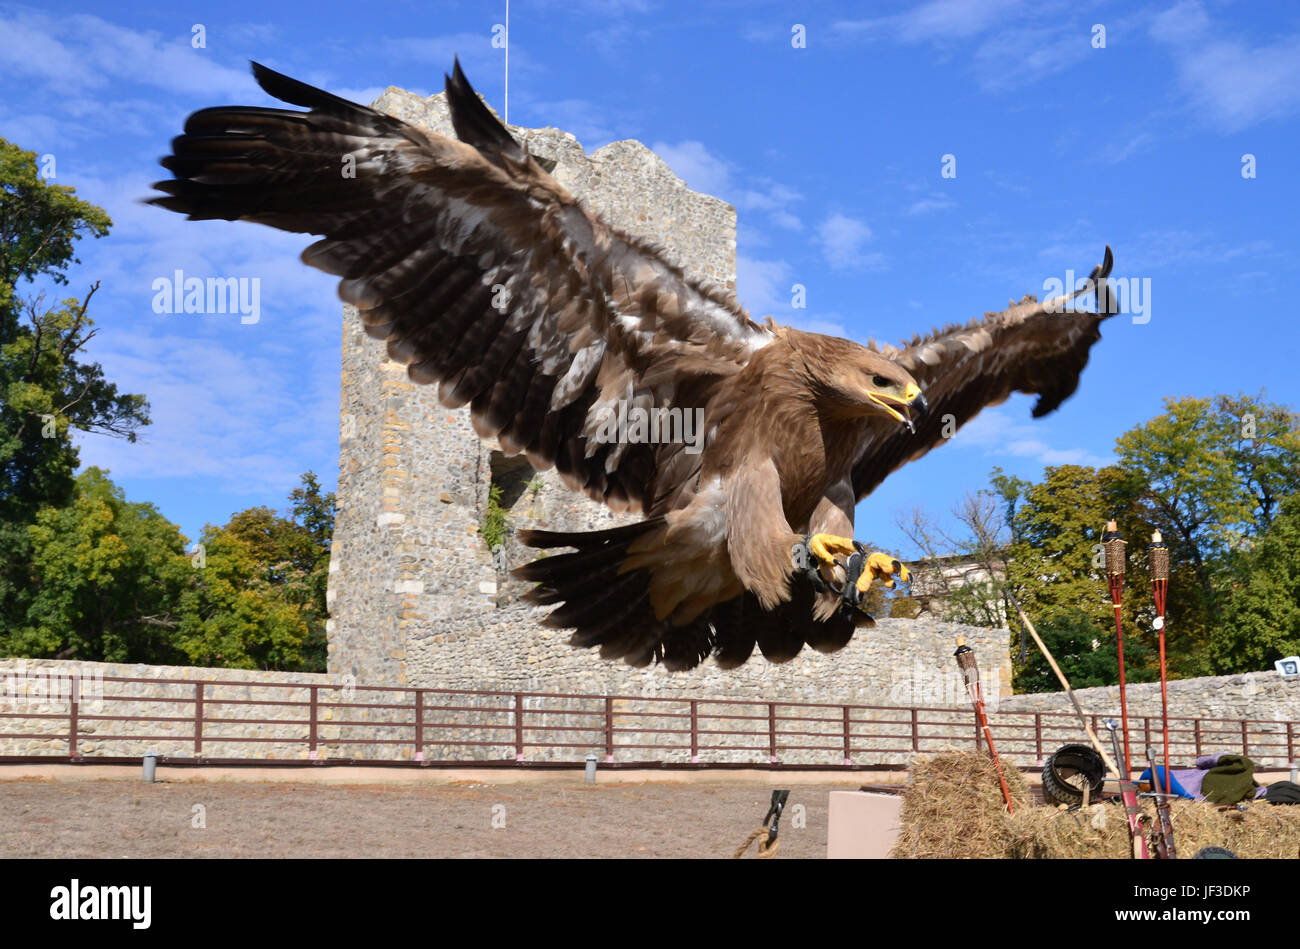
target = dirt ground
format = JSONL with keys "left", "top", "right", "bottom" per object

{"left": 0, "top": 777, "right": 858, "bottom": 858}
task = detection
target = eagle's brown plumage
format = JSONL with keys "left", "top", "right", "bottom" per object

{"left": 150, "top": 60, "right": 1116, "bottom": 671}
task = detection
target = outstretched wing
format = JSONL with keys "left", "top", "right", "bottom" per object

{"left": 150, "top": 60, "right": 771, "bottom": 514}
{"left": 851, "top": 247, "right": 1115, "bottom": 500}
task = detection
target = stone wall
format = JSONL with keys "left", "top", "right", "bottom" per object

{"left": 0, "top": 659, "right": 335, "bottom": 761}
{"left": 995, "top": 672, "right": 1300, "bottom": 766}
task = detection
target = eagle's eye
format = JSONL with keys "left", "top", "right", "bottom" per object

{"left": 871, "top": 375, "right": 892, "bottom": 388}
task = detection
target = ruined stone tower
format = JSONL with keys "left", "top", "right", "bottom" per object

{"left": 324, "top": 85, "right": 1013, "bottom": 704}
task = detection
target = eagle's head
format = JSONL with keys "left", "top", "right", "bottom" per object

{"left": 792, "top": 331, "right": 929, "bottom": 432}
{"left": 857, "top": 353, "right": 928, "bottom": 433}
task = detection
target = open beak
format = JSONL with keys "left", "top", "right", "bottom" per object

{"left": 868, "top": 383, "right": 929, "bottom": 434}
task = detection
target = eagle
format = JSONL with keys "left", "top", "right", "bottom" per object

{"left": 150, "top": 60, "right": 1115, "bottom": 671}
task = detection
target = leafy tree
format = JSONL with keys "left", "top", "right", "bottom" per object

{"left": 174, "top": 524, "right": 311, "bottom": 670}
{"left": 1114, "top": 393, "right": 1300, "bottom": 671}
{"left": 8, "top": 468, "right": 334, "bottom": 671}
{"left": 0, "top": 140, "right": 149, "bottom": 632}
{"left": 1014, "top": 609, "right": 1151, "bottom": 693}
{"left": 175, "top": 473, "right": 334, "bottom": 671}
{"left": 1213, "top": 492, "right": 1300, "bottom": 672}
{"left": 12, "top": 468, "right": 188, "bottom": 662}
{"left": 999, "top": 464, "right": 1164, "bottom": 687}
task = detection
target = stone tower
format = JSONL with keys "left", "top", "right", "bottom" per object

{"left": 325, "top": 85, "right": 739, "bottom": 685}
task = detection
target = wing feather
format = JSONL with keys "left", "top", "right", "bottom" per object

{"left": 150, "top": 59, "right": 772, "bottom": 516}
{"left": 851, "top": 247, "right": 1116, "bottom": 500}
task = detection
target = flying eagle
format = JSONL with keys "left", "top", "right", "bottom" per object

{"left": 150, "top": 61, "right": 1115, "bottom": 671}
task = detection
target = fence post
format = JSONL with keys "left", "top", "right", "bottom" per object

{"left": 1194, "top": 718, "right": 1202, "bottom": 757}
{"left": 194, "top": 682, "right": 204, "bottom": 756}
{"left": 68, "top": 694, "right": 78, "bottom": 758}
{"left": 1034, "top": 712, "right": 1043, "bottom": 763}
{"left": 513, "top": 693, "right": 526, "bottom": 762}
{"left": 1143, "top": 716, "right": 1151, "bottom": 754}
{"left": 910, "top": 707, "right": 919, "bottom": 752}
{"left": 1288, "top": 721, "right": 1295, "bottom": 766}
{"left": 974, "top": 709, "right": 982, "bottom": 752}
{"left": 308, "top": 685, "right": 318, "bottom": 760}
{"left": 768, "top": 703, "right": 777, "bottom": 764}
{"left": 843, "top": 706, "right": 852, "bottom": 765}
{"left": 413, "top": 690, "right": 424, "bottom": 762}
{"left": 604, "top": 695, "right": 614, "bottom": 763}
{"left": 1241, "top": 720, "right": 1249, "bottom": 758}
{"left": 689, "top": 700, "right": 699, "bottom": 763}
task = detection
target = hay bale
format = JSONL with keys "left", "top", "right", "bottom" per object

{"left": 890, "top": 752, "right": 1031, "bottom": 858}
{"left": 892, "top": 751, "right": 1300, "bottom": 858}
{"left": 1010, "top": 799, "right": 1300, "bottom": 859}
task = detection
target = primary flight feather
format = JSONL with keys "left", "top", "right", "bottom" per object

{"left": 150, "top": 60, "right": 1115, "bottom": 670}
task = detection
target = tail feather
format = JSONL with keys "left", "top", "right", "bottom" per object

{"left": 515, "top": 518, "right": 864, "bottom": 670}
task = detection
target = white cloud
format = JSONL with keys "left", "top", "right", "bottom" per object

{"left": 736, "top": 255, "right": 792, "bottom": 317}
{"left": 951, "top": 407, "right": 1111, "bottom": 467}
{"left": 906, "top": 194, "right": 955, "bottom": 216}
{"left": 0, "top": 10, "right": 257, "bottom": 99}
{"left": 818, "top": 213, "right": 885, "bottom": 271}
{"left": 1149, "top": 1, "right": 1300, "bottom": 131}
{"left": 736, "top": 255, "right": 845, "bottom": 337}
{"left": 652, "top": 140, "right": 804, "bottom": 233}
{"left": 836, "top": 0, "right": 1027, "bottom": 45}
{"left": 971, "top": 24, "right": 1091, "bottom": 92}
{"left": 651, "top": 139, "right": 734, "bottom": 196}
{"left": 527, "top": 97, "right": 632, "bottom": 150}
{"left": 1097, "top": 131, "right": 1156, "bottom": 165}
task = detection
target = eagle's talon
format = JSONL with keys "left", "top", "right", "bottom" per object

{"left": 807, "top": 532, "right": 856, "bottom": 567}
{"left": 857, "top": 551, "right": 910, "bottom": 593}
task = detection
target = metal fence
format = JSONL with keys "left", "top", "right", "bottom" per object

{"left": 0, "top": 673, "right": 1295, "bottom": 769}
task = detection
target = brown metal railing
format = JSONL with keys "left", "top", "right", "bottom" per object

{"left": 0, "top": 673, "right": 1294, "bottom": 769}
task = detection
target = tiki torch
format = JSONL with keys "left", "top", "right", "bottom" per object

{"left": 1103, "top": 520, "right": 1133, "bottom": 778}
{"left": 1148, "top": 531, "right": 1173, "bottom": 799}
{"left": 954, "top": 637, "right": 1014, "bottom": 813}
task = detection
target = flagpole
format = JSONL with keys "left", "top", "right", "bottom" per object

{"left": 504, "top": 0, "right": 509, "bottom": 124}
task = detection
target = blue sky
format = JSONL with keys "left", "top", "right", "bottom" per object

{"left": 2, "top": 0, "right": 1298, "bottom": 555}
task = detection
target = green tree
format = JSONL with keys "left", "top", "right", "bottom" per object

{"left": 175, "top": 473, "right": 334, "bottom": 671}
{"left": 995, "top": 464, "right": 1160, "bottom": 689}
{"left": 0, "top": 140, "right": 149, "bottom": 632}
{"left": 1115, "top": 393, "right": 1300, "bottom": 670}
{"left": 12, "top": 468, "right": 188, "bottom": 662}
{"left": 1214, "top": 492, "right": 1300, "bottom": 672}
{"left": 1014, "top": 609, "right": 1151, "bottom": 693}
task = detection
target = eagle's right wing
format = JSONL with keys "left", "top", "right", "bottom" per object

{"left": 851, "top": 247, "right": 1116, "bottom": 500}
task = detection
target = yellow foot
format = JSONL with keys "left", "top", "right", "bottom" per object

{"left": 858, "top": 552, "right": 910, "bottom": 592}
{"left": 807, "top": 533, "right": 855, "bottom": 566}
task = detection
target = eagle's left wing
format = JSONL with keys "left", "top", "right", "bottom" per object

{"left": 149, "top": 61, "right": 771, "bottom": 517}
{"left": 851, "top": 247, "right": 1115, "bottom": 500}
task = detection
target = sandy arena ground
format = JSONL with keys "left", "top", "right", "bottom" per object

{"left": 0, "top": 774, "right": 867, "bottom": 858}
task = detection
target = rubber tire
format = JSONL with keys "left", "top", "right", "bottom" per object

{"left": 1042, "top": 743, "right": 1107, "bottom": 807}
{"left": 1193, "top": 846, "right": 1238, "bottom": 859}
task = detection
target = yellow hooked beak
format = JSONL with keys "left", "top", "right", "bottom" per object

{"left": 867, "top": 382, "right": 929, "bottom": 433}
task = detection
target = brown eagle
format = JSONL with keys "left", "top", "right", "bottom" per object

{"left": 150, "top": 60, "right": 1115, "bottom": 670}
